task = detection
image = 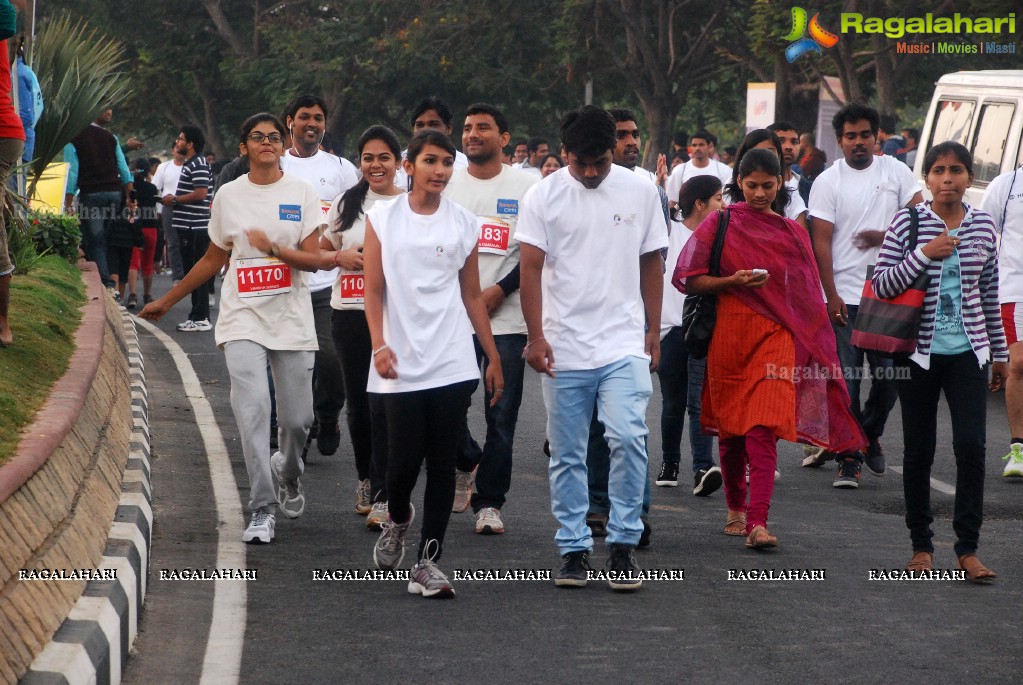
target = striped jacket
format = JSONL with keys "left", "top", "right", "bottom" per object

{"left": 872, "top": 202, "right": 1007, "bottom": 370}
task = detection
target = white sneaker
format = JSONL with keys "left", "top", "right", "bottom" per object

{"left": 475, "top": 507, "right": 505, "bottom": 535}
{"left": 192, "top": 318, "right": 212, "bottom": 331}
{"left": 452, "top": 468, "right": 475, "bottom": 513}
{"left": 1003, "top": 444, "right": 1023, "bottom": 478}
{"left": 242, "top": 510, "right": 275, "bottom": 544}
{"left": 355, "top": 478, "right": 372, "bottom": 515}
{"left": 176, "top": 320, "right": 197, "bottom": 332}
{"left": 271, "top": 451, "right": 305, "bottom": 518}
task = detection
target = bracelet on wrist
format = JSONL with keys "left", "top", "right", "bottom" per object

{"left": 372, "top": 344, "right": 390, "bottom": 357}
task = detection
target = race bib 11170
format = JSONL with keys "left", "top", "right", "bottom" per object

{"left": 236, "top": 257, "right": 292, "bottom": 298}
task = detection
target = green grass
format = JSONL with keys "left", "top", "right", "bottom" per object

{"left": 0, "top": 257, "right": 86, "bottom": 465}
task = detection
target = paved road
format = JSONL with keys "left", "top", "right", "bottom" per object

{"left": 122, "top": 273, "right": 1023, "bottom": 685}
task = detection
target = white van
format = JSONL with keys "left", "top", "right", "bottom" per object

{"left": 915, "top": 70, "right": 1023, "bottom": 206}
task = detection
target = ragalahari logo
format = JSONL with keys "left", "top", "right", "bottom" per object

{"left": 785, "top": 7, "right": 839, "bottom": 62}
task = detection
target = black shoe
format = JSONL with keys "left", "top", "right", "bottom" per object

{"left": 317, "top": 420, "right": 341, "bottom": 456}
{"left": 638, "top": 519, "right": 652, "bottom": 549}
{"left": 125, "top": 293, "right": 137, "bottom": 310}
{"left": 542, "top": 439, "right": 550, "bottom": 457}
{"left": 693, "top": 466, "right": 723, "bottom": 496}
{"left": 586, "top": 513, "right": 608, "bottom": 538}
{"left": 655, "top": 461, "right": 679, "bottom": 487}
{"left": 269, "top": 425, "right": 279, "bottom": 450}
{"left": 554, "top": 550, "right": 592, "bottom": 587}
{"left": 833, "top": 457, "right": 862, "bottom": 489}
{"left": 606, "top": 544, "right": 643, "bottom": 591}
{"left": 864, "top": 438, "right": 886, "bottom": 476}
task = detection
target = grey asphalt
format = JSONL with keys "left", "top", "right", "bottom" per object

{"left": 123, "top": 273, "right": 1023, "bottom": 685}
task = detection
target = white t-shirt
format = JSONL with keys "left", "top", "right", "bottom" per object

{"left": 324, "top": 187, "right": 404, "bottom": 311}
{"left": 784, "top": 174, "right": 807, "bottom": 221}
{"left": 152, "top": 159, "right": 184, "bottom": 215}
{"left": 207, "top": 174, "right": 322, "bottom": 351}
{"left": 808, "top": 155, "right": 922, "bottom": 303}
{"left": 394, "top": 149, "right": 468, "bottom": 192}
{"left": 280, "top": 150, "right": 358, "bottom": 293}
{"left": 515, "top": 165, "right": 669, "bottom": 371}
{"left": 661, "top": 223, "right": 696, "bottom": 338}
{"left": 666, "top": 159, "right": 733, "bottom": 204}
{"left": 444, "top": 166, "right": 538, "bottom": 335}
{"left": 365, "top": 195, "right": 480, "bottom": 393}
{"left": 981, "top": 168, "right": 1023, "bottom": 303}
{"left": 632, "top": 166, "right": 658, "bottom": 184}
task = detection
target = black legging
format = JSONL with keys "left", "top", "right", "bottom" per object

{"left": 382, "top": 380, "right": 474, "bottom": 561}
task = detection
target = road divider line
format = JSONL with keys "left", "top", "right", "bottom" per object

{"left": 886, "top": 464, "right": 956, "bottom": 495}
{"left": 135, "top": 318, "right": 247, "bottom": 685}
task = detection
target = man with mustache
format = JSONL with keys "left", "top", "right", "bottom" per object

{"left": 808, "top": 104, "right": 922, "bottom": 486}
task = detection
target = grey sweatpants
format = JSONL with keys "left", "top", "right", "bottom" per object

{"left": 224, "top": 340, "right": 314, "bottom": 513}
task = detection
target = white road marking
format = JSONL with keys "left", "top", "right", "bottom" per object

{"left": 886, "top": 464, "right": 957, "bottom": 495}
{"left": 135, "top": 318, "right": 247, "bottom": 685}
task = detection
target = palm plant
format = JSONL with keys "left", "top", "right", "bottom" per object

{"left": 27, "top": 13, "right": 132, "bottom": 197}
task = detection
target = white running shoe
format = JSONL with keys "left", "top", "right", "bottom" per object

{"left": 176, "top": 320, "right": 197, "bottom": 332}
{"left": 475, "top": 507, "right": 505, "bottom": 535}
{"left": 374, "top": 505, "right": 414, "bottom": 571}
{"left": 407, "top": 539, "right": 455, "bottom": 598}
{"left": 1003, "top": 444, "right": 1023, "bottom": 478}
{"left": 452, "top": 468, "right": 475, "bottom": 513}
{"left": 271, "top": 451, "right": 305, "bottom": 518}
{"left": 366, "top": 501, "right": 388, "bottom": 530}
{"left": 192, "top": 318, "right": 212, "bottom": 331}
{"left": 355, "top": 479, "right": 372, "bottom": 515}
{"left": 242, "top": 510, "right": 275, "bottom": 544}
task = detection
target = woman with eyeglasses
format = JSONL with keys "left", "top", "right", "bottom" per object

{"left": 141, "top": 113, "right": 342, "bottom": 545}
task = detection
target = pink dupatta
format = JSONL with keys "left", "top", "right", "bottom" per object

{"left": 673, "top": 203, "right": 867, "bottom": 453}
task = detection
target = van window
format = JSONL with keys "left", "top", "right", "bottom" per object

{"left": 971, "top": 102, "right": 1015, "bottom": 184}
{"left": 929, "top": 99, "right": 975, "bottom": 147}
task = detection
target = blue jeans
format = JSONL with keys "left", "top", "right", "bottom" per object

{"left": 79, "top": 191, "right": 122, "bottom": 286}
{"left": 586, "top": 406, "right": 651, "bottom": 518}
{"left": 834, "top": 304, "right": 899, "bottom": 455}
{"left": 543, "top": 356, "right": 652, "bottom": 553}
{"left": 457, "top": 333, "right": 527, "bottom": 511}
{"left": 657, "top": 326, "right": 715, "bottom": 472}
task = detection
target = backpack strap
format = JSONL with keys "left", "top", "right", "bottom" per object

{"left": 709, "top": 208, "right": 730, "bottom": 277}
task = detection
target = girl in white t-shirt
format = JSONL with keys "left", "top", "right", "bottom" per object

{"left": 320, "top": 125, "right": 404, "bottom": 526}
{"left": 364, "top": 129, "right": 503, "bottom": 598}
{"left": 141, "top": 113, "right": 342, "bottom": 545}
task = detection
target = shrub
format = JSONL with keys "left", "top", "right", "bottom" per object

{"left": 27, "top": 210, "right": 81, "bottom": 264}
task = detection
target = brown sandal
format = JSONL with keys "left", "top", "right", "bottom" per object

{"left": 745, "top": 525, "right": 778, "bottom": 549}
{"left": 957, "top": 554, "right": 997, "bottom": 584}
{"left": 906, "top": 551, "right": 933, "bottom": 574}
{"left": 724, "top": 511, "right": 746, "bottom": 536}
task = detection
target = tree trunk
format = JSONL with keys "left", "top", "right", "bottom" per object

{"left": 637, "top": 91, "right": 676, "bottom": 172}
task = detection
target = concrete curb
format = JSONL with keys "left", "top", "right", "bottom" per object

{"left": 20, "top": 310, "right": 151, "bottom": 685}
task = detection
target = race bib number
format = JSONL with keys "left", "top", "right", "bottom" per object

{"left": 477, "top": 216, "right": 510, "bottom": 255}
{"left": 339, "top": 273, "right": 365, "bottom": 304}
{"left": 236, "top": 257, "right": 292, "bottom": 298}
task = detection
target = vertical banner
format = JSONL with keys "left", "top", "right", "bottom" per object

{"left": 816, "top": 76, "right": 846, "bottom": 169}
{"left": 745, "top": 82, "right": 777, "bottom": 133}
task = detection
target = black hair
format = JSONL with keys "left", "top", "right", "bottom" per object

{"left": 405, "top": 129, "right": 457, "bottom": 192}
{"left": 465, "top": 102, "right": 509, "bottom": 135}
{"left": 410, "top": 97, "right": 453, "bottom": 128}
{"left": 734, "top": 147, "right": 790, "bottom": 212}
{"left": 922, "top": 141, "right": 973, "bottom": 177}
{"left": 726, "top": 129, "right": 783, "bottom": 205}
{"left": 672, "top": 131, "right": 689, "bottom": 147}
{"left": 560, "top": 106, "right": 616, "bottom": 158}
{"left": 723, "top": 146, "right": 737, "bottom": 157}
{"left": 526, "top": 136, "right": 548, "bottom": 154}
{"left": 238, "top": 113, "right": 286, "bottom": 144}
{"left": 676, "top": 175, "right": 722, "bottom": 220}
{"left": 832, "top": 103, "right": 880, "bottom": 139}
{"left": 539, "top": 153, "right": 564, "bottom": 171}
{"left": 180, "top": 125, "right": 205, "bottom": 155}
{"left": 502, "top": 144, "right": 514, "bottom": 157}
{"left": 767, "top": 121, "right": 800, "bottom": 135}
{"left": 903, "top": 127, "right": 920, "bottom": 143}
{"left": 320, "top": 131, "right": 339, "bottom": 155}
{"left": 691, "top": 130, "right": 717, "bottom": 147}
{"left": 608, "top": 108, "right": 637, "bottom": 124}
{"left": 285, "top": 94, "right": 329, "bottom": 121}
{"left": 878, "top": 114, "right": 898, "bottom": 135}
{"left": 513, "top": 138, "right": 527, "bottom": 149}
{"left": 335, "top": 125, "right": 403, "bottom": 234}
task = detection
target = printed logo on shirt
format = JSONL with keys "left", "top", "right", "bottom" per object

{"left": 496, "top": 199, "right": 519, "bottom": 217}
{"left": 613, "top": 213, "right": 638, "bottom": 227}
{"left": 279, "top": 205, "right": 302, "bottom": 221}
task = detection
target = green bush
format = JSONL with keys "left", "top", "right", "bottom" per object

{"left": 27, "top": 210, "right": 81, "bottom": 264}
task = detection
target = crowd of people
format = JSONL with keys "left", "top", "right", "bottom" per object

{"left": 48, "top": 90, "right": 1023, "bottom": 598}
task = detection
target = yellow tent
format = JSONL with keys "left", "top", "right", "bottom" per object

{"left": 30, "top": 163, "right": 70, "bottom": 214}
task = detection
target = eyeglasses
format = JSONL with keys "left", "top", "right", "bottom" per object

{"left": 247, "top": 132, "right": 284, "bottom": 144}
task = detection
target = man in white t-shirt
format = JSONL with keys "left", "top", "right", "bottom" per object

{"left": 280, "top": 94, "right": 357, "bottom": 457}
{"left": 153, "top": 146, "right": 186, "bottom": 279}
{"left": 394, "top": 96, "right": 468, "bottom": 191}
{"left": 665, "top": 130, "right": 733, "bottom": 209}
{"left": 981, "top": 167, "right": 1023, "bottom": 477}
{"left": 767, "top": 121, "right": 809, "bottom": 227}
{"left": 808, "top": 103, "right": 923, "bottom": 486}
{"left": 518, "top": 106, "right": 667, "bottom": 591}
{"left": 444, "top": 103, "right": 538, "bottom": 535}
